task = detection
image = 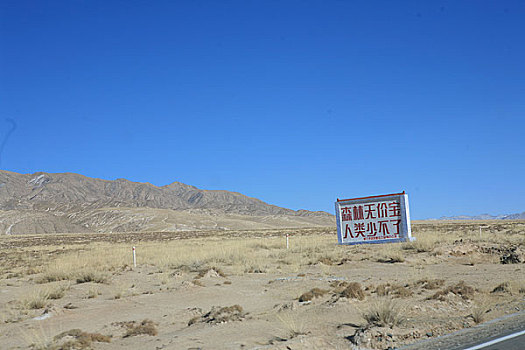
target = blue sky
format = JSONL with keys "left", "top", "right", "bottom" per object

{"left": 1, "top": 1, "right": 524, "bottom": 219}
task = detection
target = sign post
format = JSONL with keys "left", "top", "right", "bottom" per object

{"left": 335, "top": 191, "right": 413, "bottom": 245}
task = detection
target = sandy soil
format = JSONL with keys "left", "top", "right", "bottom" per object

{"left": 0, "top": 222, "right": 523, "bottom": 349}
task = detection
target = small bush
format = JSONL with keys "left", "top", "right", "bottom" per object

{"left": 491, "top": 282, "right": 511, "bottom": 294}
{"left": 76, "top": 271, "right": 107, "bottom": 284}
{"left": 470, "top": 303, "right": 489, "bottom": 324}
{"left": 414, "top": 278, "right": 445, "bottom": 290}
{"left": 123, "top": 319, "right": 158, "bottom": 337}
{"left": 298, "top": 288, "right": 329, "bottom": 302}
{"left": 363, "top": 299, "right": 404, "bottom": 328}
{"left": 20, "top": 290, "right": 49, "bottom": 309}
{"left": 431, "top": 281, "right": 475, "bottom": 301}
{"left": 188, "top": 305, "right": 245, "bottom": 325}
{"left": 48, "top": 283, "right": 70, "bottom": 300}
{"left": 341, "top": 282, "right": 365, "bottom": 300}
{"left": 276, "top": 312, "right": 306, "bottom": 339}
{"left": 375, "top": 283, "right": 412, "bottom": 298}
{"left": 196, "top": 267, "right": 226, "bottom": 279}
{"left": 377, "top": 253, "right": 405, "bottom": 263}
{"left": 87, "top": 287, "right": 100, "bottom": 299}
{"left": 54, "top": 329, "right": 111, "bottom": 348}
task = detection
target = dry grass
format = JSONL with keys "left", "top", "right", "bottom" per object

{"left": 276, "top": 311, "right": 307, "bottom": 338}
{"left": 87, "top": 286, "right": 100, "bottom": 299}
{"left": 402, "top": 235, "right": 437, "bottom": 253}
{"left": 19, "top": 289, "right": 50, "bottom": 310}
{"left": 298, "top": 288, "right": 329, "bottom": 302}
{"left": 491, "top": 282, "right": 511, "bottom": 294}
{"left": 362, "top": 298, "right": 405, "bottom": 328}
{"left": 52, "top": 329, "right": 111, "bottom": 349}
{"left": 430, "top": 281, "right": 475, "bottom": 301}
{"left": 122, "top": 319, "right": 158, "bottom": 337}
{"left": 0, "top": 222, "right": 523, "bottom": 349}
{"left": 339, "top": 282, "right": 366, "bottom": 300}
{"left": 375, "top": 283, "right": 413, "bottom": 298}
{"left": 414, "top": 278, "right": 445, "bottom": 290}
{"left": 188, "top": 305, "right": 245, "bottom": 326}
{"left": 470, "top": 298, "right": 491, "bottom": 324}
{"left": 47, "top": 283, "right": 70, "bottom": 300}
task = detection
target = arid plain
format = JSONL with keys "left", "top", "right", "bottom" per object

{"left": 0, "top": 221, "right": 523, "bottom": 350}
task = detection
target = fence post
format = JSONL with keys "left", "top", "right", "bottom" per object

{"left": 286, "top": 234, "right": 289, "bottom": 250}
{"left": 132, "top": 246, "right": 136, "bottom": 268}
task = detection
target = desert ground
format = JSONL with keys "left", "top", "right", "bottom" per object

{"left": 0, "top": 221, "right": 523, "bottom": 349}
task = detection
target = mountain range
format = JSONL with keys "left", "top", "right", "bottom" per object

{"left": 433, "top": 212, "right": 525, "bottom": 220}
{"left": 0, "top": 170, "right": 333, "bottom": 234}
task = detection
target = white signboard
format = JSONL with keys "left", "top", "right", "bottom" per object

{"left": 335, "top": 192, "right": 413, "bottom": 245}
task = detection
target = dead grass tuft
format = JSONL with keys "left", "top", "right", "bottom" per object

{"left": 375, "top": 283, "right": 413, "bottom": 298}
{"left": 75, "top": 271, "right": 108, "bottom": 284}
{"left": 48, "top": 283, "right": 70, "bottom": 300}
{"left": 188, "top": 305, "right": 245, "bottom": 325}
{"left": 430, "top": 281, "right": 475, "bottom": 301}
{"left": 341, "top": 282, "right": 366, "bottom": 300}
{"left": 414, "top": 278, "right": 445, "bottom": 290}
{"left": 53, "top": 329, "right": 111, "bottom": 349}
{"left": 491, "top": 282, "right": 511, "bottom": 294}
{"left": 362, "top": 298, "right": 404, "bottom": 328}
{"left": 377, "top": 254, "right": 405, "bottom": 264}
{"left": 195, "top": 267, "right": 226, "bottom": 279}
{"left": 122, "top": 319, "right": 158, "bottom": 337}
{"left": 20, "top": 289, "right": 50, "bottom": 310}
{"left": 298, "top": 288, "right": 329, "bottom": 302}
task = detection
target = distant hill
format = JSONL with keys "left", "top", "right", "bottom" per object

{"left": 0, "top": 170, "right": 333, "bottom": 234}
{"left": 433, "top": 212, "right": 525, "bottom": 221}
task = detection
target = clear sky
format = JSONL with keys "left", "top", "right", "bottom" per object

{"left": 1, "top": 1, "right": 524, "bottom": 219}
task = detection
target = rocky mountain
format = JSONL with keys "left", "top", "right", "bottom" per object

{"left": 434, "top": 212, "right": 525, "bottom": 220}
{"left": 0, "top": 170, "right": 333, "bottom": 234}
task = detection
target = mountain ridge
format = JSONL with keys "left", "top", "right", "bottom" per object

{"left": 431, "top": 212, "right": 525, "bottom": 220}
{"left": 0, "top": 170, "right": 333, "bottom": 234}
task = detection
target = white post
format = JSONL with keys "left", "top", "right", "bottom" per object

{"left": 132, "top": 246, "right": 136, "bottom": 268}
{"left": 479, "top": 226, "right": 482, "bottom": 240}
{"left": 286, "top": 234, "right": 289, "bottom": 250}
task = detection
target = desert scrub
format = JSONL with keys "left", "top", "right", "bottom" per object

{"left": 491, "top": 282, "right": 511, "bottom": 294}
{"left": 298, "top": 288, "right": 329, "bottom": 302}
{"left": 122, "top": 319, "right": 158, "bottom": 337}
{"left": 188, "top": 305, "right": 245, "bottom": 325}
{"left": 470, "top": 298, "right": 491, "bottom": 324}
{"left": 47, "top": 283, "right": 70, "bottom": 300}
{"left": 402, "top": 236, "right": 436, "bottom": 253}
{"left": 276, "top": 311, "right": 306, "bottom": 338}
{"left": 19, "top": 288, "right": 52, "bottom": 310}
{"left": 331, "top": 281, "right": 366, "bottom": 300}
{"left": 53, "top": 329, "right": 111, "bottom": 348}
{"left": 413, "top": 278, "right": 445, "bottom": 290}
{"left": 362, "top": 298, "right": 404, "bottom": 327}
{"left": 87, "top": 286, "right": 100, "bottom": 299}
{"left": 430, "top": 281, "right": 475, "bottom": 301}
{"left": 76, "top": 270, "right": 108, "bottom": 284}
{"left": 375, "top": 283, "right": 413, "bottom": 298}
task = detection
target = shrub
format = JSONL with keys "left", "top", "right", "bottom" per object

{"left": 298, "top": 288, "right": 329, "bottom": 302}
{"left": 491, "top": 282, "right": 511, "bottom": 294}
{"left": 123, "top": 319, "right": 158, "bottom": 337}
{"left": 188, "top": 305, "right": 245, "bottom": 325}
{"left": 363, "top": 299, "right": 404, "bottom": 327}
{"left": 340, "top": 282, "right": 365, "bottom": 300}
{"left": 431, "top": 281, "right": 475, "bottom": 301}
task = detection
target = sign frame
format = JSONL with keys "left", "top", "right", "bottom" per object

{"left": 335, "top": 191, "right": 413, "bottom": 245}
